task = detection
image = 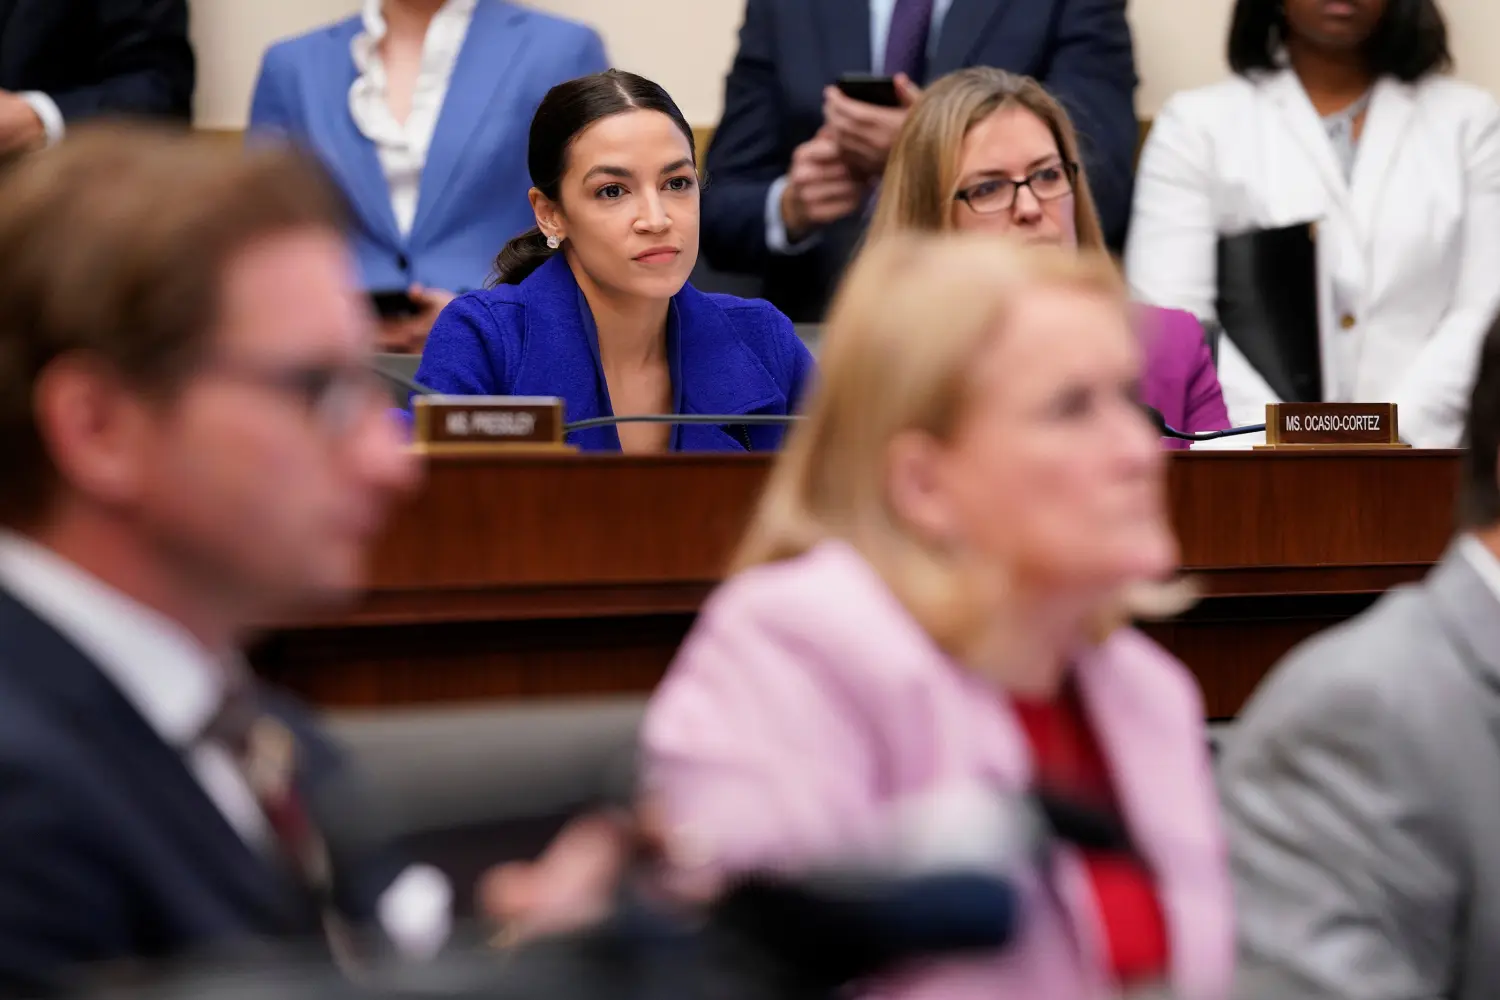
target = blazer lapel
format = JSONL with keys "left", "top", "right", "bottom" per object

{"left": 931, "top": 0, "right": 1017, "bottom": 76}
{"left": 0, "top": 588, "right": 309, "bottom": 936}
{"left": 811, "top": 0, "right": 873, "bottom": 78}
{"left": 411, "top": 1, "right": 528, "bottom": 243}
{"left": 518, "top": 256, "right": 618, "bottom": 451}
{"left": 1348, "top": 79, "right": 1416, "bottom": 248}
{"left": 306, "top": 22, "right": 402, "bottom": 249}
{"left": 1262, "top": 69, "right": 1355, "bottom": 224}
{"left": 674, "top": 286, "right": 787, "bottom": 452}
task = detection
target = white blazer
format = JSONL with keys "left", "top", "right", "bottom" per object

{"left": 1125, "top": 69, "right": 1500, "bottom": 447}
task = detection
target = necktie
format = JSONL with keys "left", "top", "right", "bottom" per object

{"left": 202, "top": 684, "right": 328, "bottom": 892}
{"left": 884, "top": 0, "right": 936, "bottom": 84}
{"left": 201, "top": 684, "right": 364, "bottom": 973}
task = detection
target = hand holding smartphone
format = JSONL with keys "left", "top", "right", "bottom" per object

{"left": 835, "top": 74, "right": 902, "bottom": 108}
{"left": 370, "top": 288, "right": 422, "bottom": 319}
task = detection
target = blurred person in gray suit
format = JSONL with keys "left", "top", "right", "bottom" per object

{"left": 1220, "top": 307, "right": 1500, "bottom": 1000}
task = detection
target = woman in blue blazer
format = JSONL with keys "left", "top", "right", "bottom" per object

{"left": 248, "top": 0, "right": 608, "bottom": 351}
{"left": 415, "top": 70, "right": 814, "bottom": 453}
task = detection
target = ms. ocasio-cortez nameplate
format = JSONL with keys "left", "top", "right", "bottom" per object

{"left": 412, "top": 395, "right": 572, "bottom": 454}
{"left": 1259, "top": 402, "right": 1407, "bottom": 449}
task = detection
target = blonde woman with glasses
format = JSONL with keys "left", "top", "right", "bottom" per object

{"left": 868, "top": 67, "right": 1230, "bottom": 447}
{"left": 643, "top": 233, "right": 1232, "bottom": 1000}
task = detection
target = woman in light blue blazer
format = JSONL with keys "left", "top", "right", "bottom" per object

{"left": 248, "top": 0, "right": 607, "bottom": 350}
{"left": 415, "top": 71, "right": 814, "bottom": 453}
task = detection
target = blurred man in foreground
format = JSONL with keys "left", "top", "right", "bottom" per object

{"left": 0, "top": 127, "right": 436, "bottom": 993}
{"left": 1221, "top": 310, "right": 1500, "bottom": 999}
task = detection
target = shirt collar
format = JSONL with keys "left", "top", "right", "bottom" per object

{"left": 361, "top": 0, "right": 388, "bottom": 41}
{"left": 0, "top": 530, "right": 227, "bottom": 746}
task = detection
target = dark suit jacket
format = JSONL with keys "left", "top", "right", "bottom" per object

{"left": 0, "top": 0, "right": 193, "bottom": 122}
{"left": 702, "top": 0, "right": 1138, "bottom": 321}
{"left": 0, "top": 587, "right": 403, "bottom": 996}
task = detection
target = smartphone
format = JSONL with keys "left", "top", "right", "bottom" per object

{"left": 370, "top": 288, "right": 421, "bottom": 319}
{"left": 836, "top": 74, "right": 901, "bottom": 108}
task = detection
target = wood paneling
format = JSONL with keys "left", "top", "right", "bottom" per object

{"left": 252, "top": 449, "right": 1461, "bottom": 717}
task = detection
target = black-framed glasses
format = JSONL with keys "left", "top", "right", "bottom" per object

{"left": 199, "top": 358, "right": 389, "bottom": 436}
{"left": 953, "top": 161, "right": 1079, "bottom": 216}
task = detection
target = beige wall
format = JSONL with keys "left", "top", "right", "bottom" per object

{"left": 188, "top": 0, "right": 743, "bottom": 128}
{"left": 191, "top": 0, "right": 1500, "bottom": 130}
{"left": 1131, "top": 0, "right": 1500, "bottom": 113}
{"left": 191, "top": 0, "right": 361, "bottom": 128}
{"left": 1446, "top": 1, "right": 1500, "bottom": 99}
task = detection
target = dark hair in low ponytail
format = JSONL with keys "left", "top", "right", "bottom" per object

{"left": 491, "top": 227, "right": 553, "bottom": 286}
{"left": 487, "top": 69, "right": 696, "bottom": 287}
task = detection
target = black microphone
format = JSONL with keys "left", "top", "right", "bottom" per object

{"left": 707, "top": 869, "right": 1019, "bottom": 993}
{"left": 1142, "top": 404, "right": 1266, "bottom": 442}
{"left": 702, "top": 786, "right": 1141, "bottom": 993}
{"left": 696, "top": 788, "right": 1044, "bottom": 993}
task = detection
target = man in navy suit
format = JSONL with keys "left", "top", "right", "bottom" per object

{"left": 0, "top": 0, "right": 194, "bottom": 156}
{"left": 701, "top": 0, "right": 1139, "bottom": 321}
{"left": 0, "top": 127, "right": 438, "bottom": 994}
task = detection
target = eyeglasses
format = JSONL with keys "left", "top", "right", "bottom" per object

{"left": 200, "top": 358, "right": 389, "bottom": 436}
{"left": 953, "top": 161, "right": 1079, "bottom": 216}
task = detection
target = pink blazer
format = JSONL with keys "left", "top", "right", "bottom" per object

{"left": 1138, "top": 304, "right": 1231, "bottom": 450}
{"left": 644, "top": 541, "right": 1233, "bottom": 1000}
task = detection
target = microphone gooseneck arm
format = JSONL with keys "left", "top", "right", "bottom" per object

{"left": 382, "top": 387, "right": 1250, "bottom": 445}
{"left": 1142, "top": 404, "right": 1265, "bottom": 442}
{"left": 367, "top": 373, "right": 800, "bottom": 443}
{"left": 1163, "top": 422, "right": 1268, "bottom": 442}
{"left": 562, "top": 413, "right": 804, "bottom": 434}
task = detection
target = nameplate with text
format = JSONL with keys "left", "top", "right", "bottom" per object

{"left": 1261, "top": 402, "right": 1406, "bottom": 448}
{"left": 413, "top": 395, "right": 571, "bottom": 453}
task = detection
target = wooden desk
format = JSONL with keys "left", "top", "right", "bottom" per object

{"left": 252, "top": 449, "right": 1460, "bottom": 717}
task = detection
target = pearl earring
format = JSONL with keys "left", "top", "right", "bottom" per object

{"left": 546, "top": 234, "right": 561, "bottom": 250}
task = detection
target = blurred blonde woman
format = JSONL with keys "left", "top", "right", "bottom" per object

{"left": 868, "top": 68, "right": 1229, "bottom": 447}
{"left": 643, "top": 233, "right": 1232, "bottom": 1000}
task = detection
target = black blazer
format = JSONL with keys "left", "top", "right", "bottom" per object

{"left": 0, "top": 587, "right": 402, "bottom": 995}
{"left": 701, "top": 0, "right": 1139, "bottom": 322}
{"left": 0, "top": 0, "right": 194, "bottom": 122}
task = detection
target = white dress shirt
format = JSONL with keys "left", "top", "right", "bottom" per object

{"left": 1319, "top": 90, "right": 1371, "bottom": 404}
{"left": 349, "top": 0, "right": 477, "bottom": 238}
{"left": 0, "top": 529, "right": 451, "bottom": 960}
{"left": 765, "top": 0, "right": 956, "bottom": 254}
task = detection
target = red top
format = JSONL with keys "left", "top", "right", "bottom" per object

{"left": 1011, "top": 683, "right": 1170, "bottom": 985}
